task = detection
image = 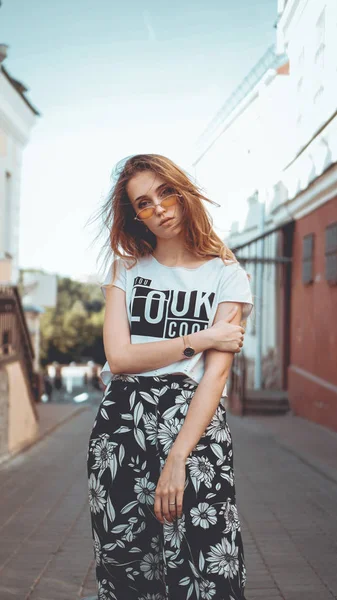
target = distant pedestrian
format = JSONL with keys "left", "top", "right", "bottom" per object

{"left": 54, "top": 364, "right": 63, "bottom": 390}
{"left": 91, "top": 365, "right": 101, "bottom": 390}
{"left": 87, "top": 154, "right": 253, "bottom": 599}
{"left": 43, "top": 374, "right": 53, "bottom": 400}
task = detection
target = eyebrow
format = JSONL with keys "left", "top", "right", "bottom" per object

{"left": 134, "top": 183, "right": 168, "bottom": 205}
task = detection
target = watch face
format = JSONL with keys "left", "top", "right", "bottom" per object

{"left": 183, "top": 346, "right": 195, "bottom": 358}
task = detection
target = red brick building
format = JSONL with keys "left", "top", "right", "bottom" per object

{"left": 288, "top": 187, "right": 337, "bottom": 430}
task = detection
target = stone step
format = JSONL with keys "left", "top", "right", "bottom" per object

{"left": 243, "top": 389, "right": 290, "bottom": 415}
{"left": 244, "top": 405, "right": 290, "bottom": 415}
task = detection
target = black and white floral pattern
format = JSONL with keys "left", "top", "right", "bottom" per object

{"left": 87, "top": 374, "right": 247, "bottom": 600}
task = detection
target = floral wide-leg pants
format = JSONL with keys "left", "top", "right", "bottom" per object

{"left": 87, "top": 374, "right": 247, "bottom": 600}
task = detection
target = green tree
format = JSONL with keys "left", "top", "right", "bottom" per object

{"left": 38, "top": 276, "right": 105, "bottom": 366}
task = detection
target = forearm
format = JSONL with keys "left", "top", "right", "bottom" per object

{"left": 169, "top": 367, "right": 230, "bottom": 460}
{"left": 105, "top": 328, "right": 212, "bottom": 374}
{"left": 169, "top": 304, "right": 242, "bottom": 457}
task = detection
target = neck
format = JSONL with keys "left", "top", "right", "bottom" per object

{"left": 153, "top": 235, "right": 192, "bottom": 266}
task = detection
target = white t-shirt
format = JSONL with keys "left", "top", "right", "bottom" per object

{"left": 100, "top": 255, "right": 253, "bottom": 399}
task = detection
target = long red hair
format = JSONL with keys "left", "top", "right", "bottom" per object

{"left": 95, "top": 154, "right": 237, "bottom": 279}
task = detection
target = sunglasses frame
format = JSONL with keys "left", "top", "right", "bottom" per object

{"left": 134, "top": 193, "right": 182, "bottom": 221}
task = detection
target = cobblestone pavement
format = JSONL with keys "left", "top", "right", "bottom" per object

{"left": 0, "top": 404, "right": 336, "bottom": 600}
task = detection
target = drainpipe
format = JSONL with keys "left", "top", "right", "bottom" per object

{"left": 254, "top": 199, "right": 265, "bottom": 389}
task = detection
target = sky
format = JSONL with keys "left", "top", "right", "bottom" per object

{"left": 0, "top": 0, "right": 277, "bottom": 280}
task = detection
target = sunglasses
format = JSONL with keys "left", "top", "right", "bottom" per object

{"left": 134, "top": 194, "right": 181, "bottom": 221}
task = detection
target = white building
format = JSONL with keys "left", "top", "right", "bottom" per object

{"left": 273, "top": 0, "right": 337, "bottom": 219}
{"left": 273, "top": 0, "right": 337, "bottom": 430}
{"left": 0, "top": 44, "right": 39, "bottom": 284}
{"left": 194, "top": 0, "right": 337, "bottom": 427}
{"left": 194, "top": 46, "right": 292, "bottom": 238}
{"left": 193, "top": 46, "right": 292, "bottom": 395}
{"left": 0, "top": 45, "right": 40, "bottom": 461}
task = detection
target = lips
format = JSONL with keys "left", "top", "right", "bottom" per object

{"left": 160, "top": 218, "right": 174, "bottom": 226}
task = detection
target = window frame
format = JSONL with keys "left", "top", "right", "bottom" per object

{"left": 325, "top": 222, "right": 337, "bottom": 285}
{"left": 302, "top": 233, "right": 314, "bottom": 285}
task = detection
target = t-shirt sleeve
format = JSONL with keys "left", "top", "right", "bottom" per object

{"left": 100, "top": 258, "right": 127, "bottom": 298}
{"left": 218, "top": 262, "right": 253, "bottom": 320}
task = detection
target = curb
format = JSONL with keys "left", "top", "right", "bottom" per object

{"left": 0, "top": 404, "right": 90, "bottom": 468}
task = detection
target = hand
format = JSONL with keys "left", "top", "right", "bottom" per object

{"left": 209, "top": 306, "right": 245, "bottom": 353}
{"left": 154, "top": 453, "right": 186, "bottom": 524}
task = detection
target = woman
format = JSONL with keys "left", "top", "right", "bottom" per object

{"left": 87, "top": 154, "right": 253, "bottom": 600}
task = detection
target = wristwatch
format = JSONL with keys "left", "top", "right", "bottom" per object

{"left": 182, "top": 335, "right": 195, "bottom": 358}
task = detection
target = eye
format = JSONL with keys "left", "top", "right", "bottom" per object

{"left": 160, "top": 186, "right": 175, "bottom": 198}
{"left": 138, "top": 199, "right": 152, "bottom": 209}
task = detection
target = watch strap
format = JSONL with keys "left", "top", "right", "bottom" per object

{"left": 182, "top": 335, "right": 195, "bottom": 357}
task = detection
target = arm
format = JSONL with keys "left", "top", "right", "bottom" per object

{"left": 103, "top": 286, "right": 243, "bottom": 374}
{"left": 169, "top": 301, "right": 241, "bottom": 459}
{"left": 154, "top": 301, "right": 243, "bottom": 523}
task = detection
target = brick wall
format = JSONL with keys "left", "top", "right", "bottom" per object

{"left": 288, "top": 195, "right": 337, "bottom": 430}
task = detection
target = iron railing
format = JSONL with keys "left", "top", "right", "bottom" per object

{"left": 228, "top": 220, "right": 295, "bottom": 407}
{"left": 0, "top": 285, "right": 37, "bottom": 406}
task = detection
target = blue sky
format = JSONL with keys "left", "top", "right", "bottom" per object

{"left": 0, "top": 0, "right": 276, "bottom": 279}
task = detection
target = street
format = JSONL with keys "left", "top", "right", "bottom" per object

{"left": 0, "top": 405, "right": 336, "bottom": 600}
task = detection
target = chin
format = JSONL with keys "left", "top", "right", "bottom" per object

{"left": 157, "top": 224, "right": 183, "bottom": 238}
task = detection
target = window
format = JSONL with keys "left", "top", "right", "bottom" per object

{"left": 302, "top": 234, "right": 314, "bottom": 284}
{"left": 4, "top": 172, "right": 12, "bottom": 255}
{"left": 325, "top": 222, "right": 337, "bottom": 284}
{"left": 297, "top": 77, "right": 303, "bottom": 94}
{"left": 316, "top": 9, "right": 325, "bottom": 48}
{"left": 313, "top": 85, "right": 324, "bottom": 105}
{"left": 314, "top": 9, "right": 325, "bottom": 101}
{"left": 296, "top": 49, "right": 305, "bottom": 134}
{"left": 296, "top": 51, "right": 305, "bottom": 94}
{"left": 298, "top": 48, "right": 305, "bottom": 69}
{"left": 315, "top": 43, "right": 325, "bottom": 70}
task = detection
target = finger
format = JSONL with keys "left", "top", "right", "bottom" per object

{"left": 168, "top": 497, "right": 177, "bottom": 519}
{"left": 176, "top": 490, "right": 184, "bottom": 519}
{"left": 162, "top": 495, "right": 172, "bottom": 523}
{"left": 154, "top": 494, "right": 164, "bottom": 524}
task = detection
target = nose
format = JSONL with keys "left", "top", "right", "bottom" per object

{"left": 154, "top": 201, "right": 165, "bottom": 216}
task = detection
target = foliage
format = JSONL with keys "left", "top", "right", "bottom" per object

{"left": 38, "top": 276, "right": 105, "bottom": 366}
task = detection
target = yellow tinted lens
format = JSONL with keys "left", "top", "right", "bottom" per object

{"left": 137, "top": 206, "right": 154, "bottom": 220}
{"left": 161, "top": 195, "right": 177, "bottom": 208}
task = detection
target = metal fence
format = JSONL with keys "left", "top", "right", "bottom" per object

{"left": 228, "top": 220, "right": 295, "bottom": 412}
{"left": 0, "top": 285, "right": 35, "bottom": 396}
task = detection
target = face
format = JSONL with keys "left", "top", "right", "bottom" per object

{"left": 127, "top": 170, "right": 184, "bottom": 239}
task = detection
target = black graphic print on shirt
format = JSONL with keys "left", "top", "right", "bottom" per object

{"left": 129, "top": 276, "right": 215, "bottom": 338}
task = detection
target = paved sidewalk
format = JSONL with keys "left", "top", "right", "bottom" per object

{"left": 0, "top": 403, "right": 89, "bottom": 468}
{"left": 231, "top": 413, "right": 337, "bottom": 600}
{"left": 239, "top": 411, "right": 337, "bottom": 484}
{"left": 37, "top": 402, "right": 89, "bottom": 440}
{"left": 0, "top": 406, "right": 336, "bottom": 600}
